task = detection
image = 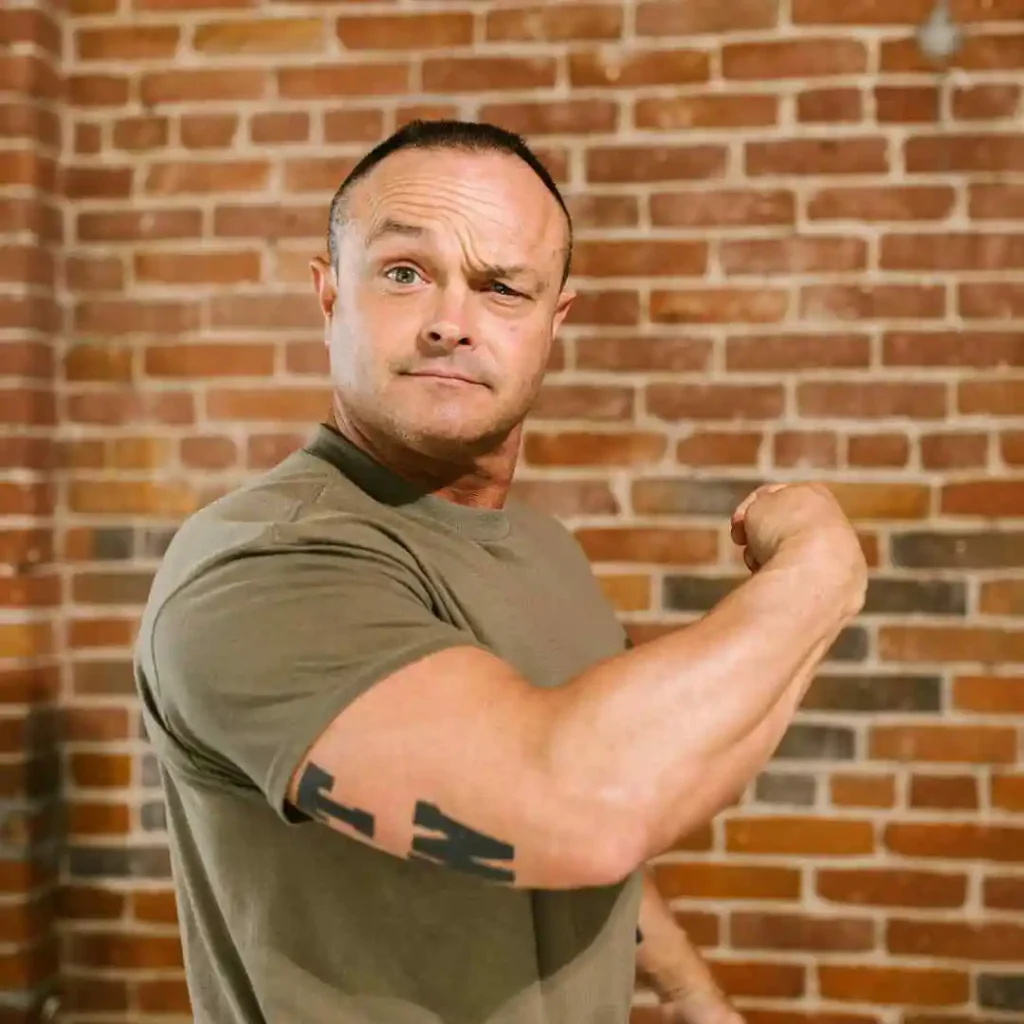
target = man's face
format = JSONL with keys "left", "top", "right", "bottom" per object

{"left": 311, "top": 148, "right": 575, "bottom": 460}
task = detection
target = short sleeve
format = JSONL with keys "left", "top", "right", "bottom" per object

{"left": 144, "top": 521, "right": 483, "bottom": 823}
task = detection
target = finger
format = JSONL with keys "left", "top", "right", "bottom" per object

{"left": 731, "top": 517, "right": 746, "bottom": 546}
{"left": 744, "top": 547, "right": 760, "bottom": 573}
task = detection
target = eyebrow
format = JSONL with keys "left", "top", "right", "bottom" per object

{"left": 365, "top": 218, "right": 539, "bottom": 285}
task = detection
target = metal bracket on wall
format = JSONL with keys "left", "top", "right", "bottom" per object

{"left": 916, "top": 0, "right": 964, "bottom": 63}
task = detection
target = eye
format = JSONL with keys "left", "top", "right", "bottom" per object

{"left": 489, "top": 281, "right": 521, "bottom": 298}
{"left": 384, "top": 265, "right": 423, "bottom": 286}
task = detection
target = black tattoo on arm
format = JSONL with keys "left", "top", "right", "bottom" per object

{"left": 294, "top": 763, "right": 375, "bottom": 838}
{"left": 636, "top": 927, "right": 643, "bottom": 944}
{"left": 410, "top": 801, "right": 516, "bottom": 883}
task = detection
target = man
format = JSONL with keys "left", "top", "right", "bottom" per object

{"left": 134, "top": 120, "right": 867, "bottom": 1024}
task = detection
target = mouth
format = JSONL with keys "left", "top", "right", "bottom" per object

{"left": 405, "top": 371, "right": 487, "bottom": 387}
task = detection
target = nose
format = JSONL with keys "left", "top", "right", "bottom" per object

{"left": 418, "top": 289, "right": 472, "bottom": 354}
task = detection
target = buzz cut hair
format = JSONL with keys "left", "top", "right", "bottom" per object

{"left": 325, "top": 119, "right": 574, "bottom": 286}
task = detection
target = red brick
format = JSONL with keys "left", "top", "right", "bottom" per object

{"left": 423, "top": 57, "right": 554, "bottom": 93}
{"left": 651, "top": 289, "right": 789, "bottom": 324}
{"left": 953, "top": 83, "right": 1021, "bottom": 119}
{"left": 819, "top": 867, "right": 968, "bottom": 909}
{"left": 280, "top": 64, "right": 409, "bottom": 99}
{"left": 677, "top": 432, "right": 763, "bottom": 468}
{"left": 747, "top": 138, "right": 889, "bottom": 176}
{"left": 888, "top": 919, "right": 1024, "bottom": 961}
{"left": 484, "top": 5, "right": 621, "bottom": 42}
{"left": 727, "top": 333, "right": 870, "bottom": 371}
{"left": 726, "top": 817, "right": 875, "bottom": 856}
{"left": 569, "top": 48, "right": 710, "bottom": 88}
{"left": 724, "top": 39, "right": 868, "bottom": 78}
{"left": 566, "top": 194, "right": 639, "bottom": 230}
{"left": 587, "top": 145, "right": 727, "bottom": 183}
{"left": 193, "top": 18, "right": 323, "bottom": 53}
{"left": 180, "top": 114, "right": 239, "bottom": 150}
{"left": 597, "top": 575, "right": 651, "bottom": 613}
{"left": 653, "top": 861, "right": 801, "bottom": 901}
{"left": 732, "top": 912, "right": 875, "bottom": 952}
{"left": 943, "top": 480, "right": 1024, "bottom": 516}
{"left": 136, "top": 979, "right": 191, "bottom": 1014}
{"left": 960, "top": 283, "right": 1024, "bottom": 319}
{"left": 985, "top": 876, "right": 1024, "bottom": 911}
{"left": 636, "top": 94, "right": 779, "bottom": 130}
{"left": 804, "top": 285, "right": 945, "bottom": 321}
{"left": 907, "top": 134, "right": 1024, "bottom": 174}
{"left": 574, "top": 528, "right": 718, "bottom": 566}
{"left": 650, "top": 189, "right": 795, "bottom": 228}
{"left": 76, "top": 25, "right": 180, "bottom": 61}
{"left": 847, "top": 434, "right": 910, "bottom": 469}
{"left": 920, "top": 432, "right": 989, "bottom": 470}
{"left": 573, "top": 241, "right": 706, "bottom": 278}
{"left": 206, "top": 388, "right": 328, "bottom": 423}
{"left": 480, "top": 100, "right": 618, "bottom": 137}
{"left": 63, "top": 165, "right": 133, "bottom": 200}
{"left": 882, "top": 625, "right": 1024, "bottom": 663}
{"left": 144, "top": 160, "right": 268, "bottom": 195}
{"left": 135, "top": 251, "right": 260, "bottom": 285}
{"left": 870, "top": 726, "right": 1018, "bottom": 765}
{"left": 530, "top": 386, "right": 635, "bottom": 422}
{"left": 648, "top": 383, "right": 784, "bottom": 422}
{"left": 886, "top": 822, "right": 1024, "bottom": 862}
{"left": 636, "top": 0, "right": 779, "bottom": 34}
{"left": 819, "top": 966, "right": 969, "bottom": 1006}
{"left": 141, "top": 69, "right": 268, "bottom": 105}
{"left": 576, "top": 336, "right": 710, "bottom": 374}
{"left": 709, "top": 960, "right": 806, "bottom": 999}
{"left": 208, "top": 295, "right": 320, "bottom": 331}
{"left": 77, "top": 208, "right": 202, "bottom": 242}
{"left": 64, "top": 344, "right": 132, "bottom": 383}
{"left": 808, "top": 185, "right": 956, "bottom": 221}
{"left": 876, "top": 85, "right": 940, "bottom": 122}
{"left": 132, "top": 890, "right": 179, "bottom": 924}
{"left": 774, "top": 431, "right": 839, "bottom": 469}
{"left": 883, "top": 232, "right": 1024, "bottom": 271}
{"left": 251, "top": 111, "right": 310, "bottom": 145}
{"left": 67, "top": 73, "right": 129, "bottom": 107}
{"left": 75, "top": 299, "right": 199, "bottom": 336}
{"left": 62, "top": 977, "right": 129, "bottom": 1013}
{"left": 523, "top": 432, "right": 666, "bottom": 468}
{"left": 792, "top": 0, "right": 932, "bottom": 22}
{"left": 980, "top": 580, "right": 1024, "bottom": 615}
{"left": 145, "top": 343, "right": 274, "bottom": 378}
{"left": 830, "top": 774, "right": 897, "bottom": 810}
{"left": 68, "top": 802, "right": 131, "bottom": 837}
{"left": 959, "top": 379, "right": 1024, "bottom": 416}
{"left": 798, "top": 88, "right": 863, "bottom": 123}
{"left": 566, "top": 290, "right": 640, "bottom": 325}
{"left": 1003, "top": 431, "right": 1024, "bottom": 466}
{"left": 798, "top": 382, "right": 947, "bottom": 420}
{"left": 68, "top": 933, "right": 183, "bottom": 970}
{"left": 69, "top": 480, "right": 196, "bottom": 517}
{"left": 58, "top": 885, "right": 125, "bottom": 921}
{"left": 910, "top": 775, "right": 980, "bottom": 810}
{"left": 111, "top": 116, "right": 168, "bottom": 152}
{"left": 721, "top": 236, "right": 866, "bottom": 275}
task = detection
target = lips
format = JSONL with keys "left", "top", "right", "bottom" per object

{"left": 406, "top": 370, "right": 485, "bottom": 386}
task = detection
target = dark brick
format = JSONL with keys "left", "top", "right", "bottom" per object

{"left": 632, "top": 477, "right": 764, "bottom": 516}
{"left": 663, "top": 575, "right": 741, "bottom": 611}
{"left": 71, "top": 660, "right": 135, "bottom": 696}
{"left": 893, "top": 531, "right": 1024, "bottom": 569}
{"left": 864, "top": 578, "right": 966, "bottom": 615}
{"left": 141, "top": 753, "right": 161, "bottom": 787}
{"left": 828, "top": 627, "right": 869, "bottom": 662}
{"left": 775, "top": 724, "right": 856, "bottom": 761}
{"left": 68, "top": 845, "right": 171, "bottom": 880}
{"left": 92, "top": 528, "right": 134, "bottom": 561}
{"left": 140, "top": 528, "right": 179, "bottom": 557}
{"left": 140, "top": 801, "right": 166, "bottom": 832}
{"left": 979, "top": 974, "right": 1024, "bottom": 1011}
{"left": 805, "top": 674, "right": 942, "bottom": 713}
{"left": 755, "top": 772, "right": 817, "bottom": 807}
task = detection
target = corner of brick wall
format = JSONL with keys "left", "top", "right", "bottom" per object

{"left": 0, "top": 0, "right": 64, "bottom": 1018}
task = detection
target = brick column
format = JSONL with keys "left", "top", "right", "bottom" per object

{"left": 0, "top": 1, "right": 63, "bottom": 1018}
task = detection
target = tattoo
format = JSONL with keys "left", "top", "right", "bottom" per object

{"left": 624, "top": 636, "right": 635, "bottom": 650}
{"left": 410, "top": 800, "right": 516, "bottom": 883}
{"left": 295, "top": 763, "right": 375, "bottom": 838}
{"left": 636, "top": 927, "right": 643, "bottom": 945}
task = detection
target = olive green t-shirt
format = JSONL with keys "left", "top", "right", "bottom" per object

{"left": 134, "top": 424, "right": 643, "bottom": 1024}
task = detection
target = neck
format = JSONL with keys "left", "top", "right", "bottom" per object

{"left": 328, "top": 402, "right": 520, "bottom": 511}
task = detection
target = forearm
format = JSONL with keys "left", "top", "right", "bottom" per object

{"left": 636, "top": 866, "right": 741, "bottom": 1024}
{"left": 546, "top": 542, "right": 853, "bottom": 860}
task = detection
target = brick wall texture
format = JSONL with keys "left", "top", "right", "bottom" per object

{"left": 1, "top": 0, "right": 1023, "bottom": 1021}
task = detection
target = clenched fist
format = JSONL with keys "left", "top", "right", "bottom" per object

{"left": 731, "top": 483, "right": 868, "bottom": 618}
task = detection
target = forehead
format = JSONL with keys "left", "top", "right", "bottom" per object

{"left": 345, "top": 148, "right": 567, "bottom": 271}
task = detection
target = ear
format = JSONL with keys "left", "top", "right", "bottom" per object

{"left": 551, "top": 286, "right": 576, "bottom": 335}
{"left": 310, "top": 256, "right": 337, "bottom": 323}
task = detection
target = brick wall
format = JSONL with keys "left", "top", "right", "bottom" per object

{"left": 2, "top": 0, "right": 1023, "bottom": 1020}
{"left": 1, "top": 0, "right": 63, "bottom": 1019}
